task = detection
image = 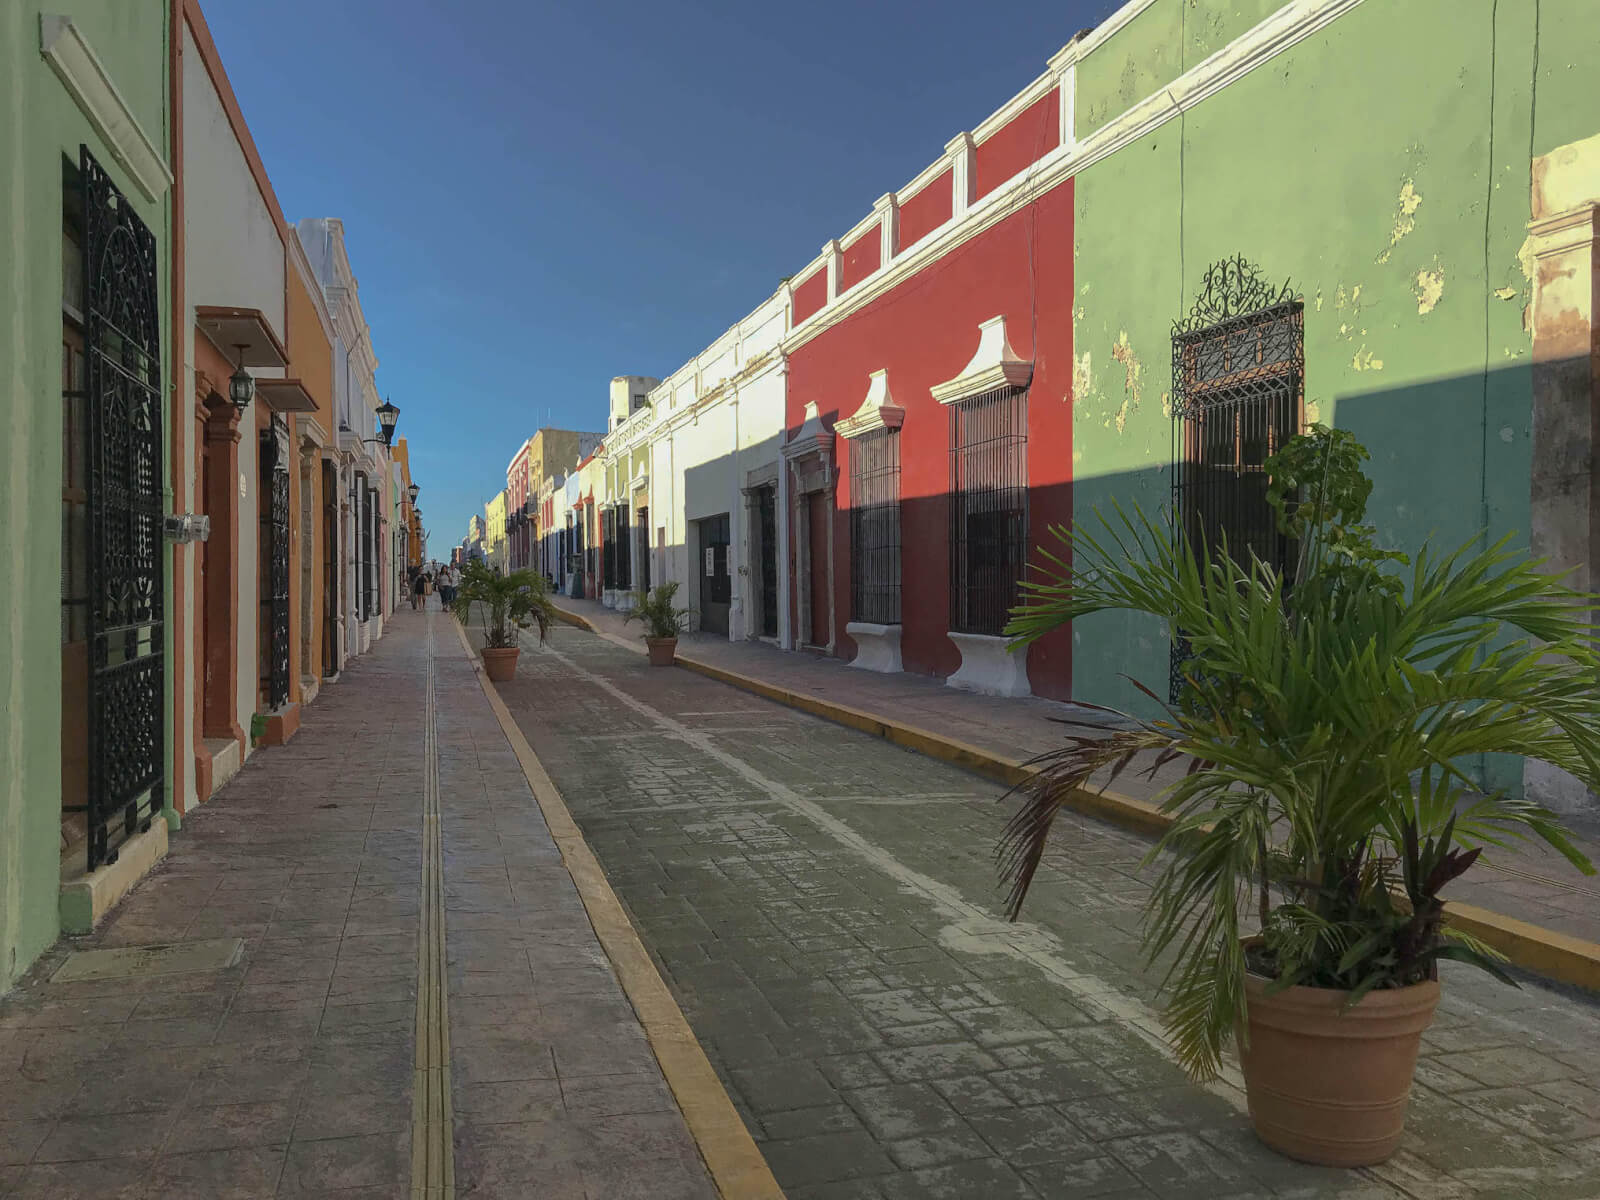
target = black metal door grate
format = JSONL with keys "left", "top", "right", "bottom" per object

{"left": 79, "top": 145, "right": 164, "bottom": 870}
{"left": 616, "top": 505, "right": 631, "bottom": 591}
{"left": 1169, "top": 256, "right": 1303, "bottom": 702}
{"left": 360, "top": 481, "right": 374, "bottom": 620}
{"left": 758, "top": 487, "right": 778, "bottom": 638}
{"left": 948, "top": 386, "right": 1028, "bottom": 637}
{"left": 322, "top": 460, "right": 339, "bottom": 676}
{"left": 260, "top": 417, "right": 291, "bottom": 709}
{"left": 850, "top": 430, "right": 902, "bottom": 625}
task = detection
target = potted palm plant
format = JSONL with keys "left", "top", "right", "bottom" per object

{"left": 450, "top": 559, "right": 555, "bottom": 681}
{"left": 625, "top": 581, "right": 694, "bottom": 666}
{"left": 999, "top": 425, "right": 1598, "bottom": 1167}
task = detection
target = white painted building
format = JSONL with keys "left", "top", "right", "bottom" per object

{"left": 633, "top": 293, "right": 789, "bottom": 641}
{"left": 295, "top": 218, "right": 392, "bottom": 665}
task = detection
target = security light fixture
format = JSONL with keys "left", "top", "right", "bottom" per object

{"left": 229, "top": 344, "right": 254, "bottom": 412}
{"left": 375, "top": 398, "right": 400, "bottom": 447}
{"left": 407, "top": 482, "right": 420, "bottom": 504}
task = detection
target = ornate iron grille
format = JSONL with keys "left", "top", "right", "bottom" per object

{"left": 616, "top": 505, "right": 632, "bottom": 591}
{"left": 1170, "top": 256, "right": 1303, "bottom": 702}
{"left": 601, "top": 508, "right": 616, "bottom": 590}
{"left": 78, "top": 146, "right": 164, "bottom": 870}
{"left": 758, "top": 487, "right": 778, "bottom": 638}
{"left": 850, "top": 430, "right": 902, "bottom": 624}
{"left": 260, "top": 416, "right": 291, "bottom": 709}
{"left": 948, "top": 385, "right": 1028, "bottom": 637}
{"left": 360, "top": 482, "right": 374, "bottom": 620}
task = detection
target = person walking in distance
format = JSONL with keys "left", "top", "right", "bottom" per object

{"left": 412, "top": 569, "right": 426, "bottom": 611}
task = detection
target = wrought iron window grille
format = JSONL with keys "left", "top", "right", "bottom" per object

{"left": 261, "top": 415, "right": 291, "bottom": 710}
{"left": 1169, "top": 255, "right": 1304, "bottom": 702}
{"left": 75, "top": 145, "right": 165, "bottom": 870}
{"left": 850, "top": 429, "right": 902, "bottom": 625}
{"left": 948, "top": 385, "right": 1028, "bottom": 637}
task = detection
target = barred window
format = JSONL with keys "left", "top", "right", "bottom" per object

{"left": 949, "top": 385, "right": 1028, "bottom": 636}
{"left": 1170, "top": 258, "right": 1304, "bottom": 703}
{"left": 1172, "top": 301, "right": 1302, "bottom": 578}
{"left": 850, "top": 429, "right": 901, "bottom": 624}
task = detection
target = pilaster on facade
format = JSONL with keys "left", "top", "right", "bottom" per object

{"left": 1046, "top": 38, "right": 1080, "bottom": 152}
{"left": 821, "top": 239, "right": 842, "bottom": 305}
{"left": 944, "top": 132, "right": 976, "bottom": 218}
{"left": 874, "top": 193, "right": 899, "bottom": 265}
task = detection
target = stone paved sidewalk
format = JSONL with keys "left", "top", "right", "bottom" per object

{"left": 0, "top": 605, "right": 715, "bottom": 1199}
{"left": 555, "top": 596, "right": 1600, "bottom": 948}
{"left": 500, "top": 620, "right": 1600, "bottom": 1200}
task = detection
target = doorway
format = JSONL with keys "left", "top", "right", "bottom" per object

{"left": 322, "top": 459, "right": 339, "bottom": 677}
{"left": 756, "top": 485, "right": 778, "bottom": 638}
{"left": 806, "top": 492, "right": 831, "bottom": 648}
{"left": 697, "top": 513, "right": 731, "bottom": 636}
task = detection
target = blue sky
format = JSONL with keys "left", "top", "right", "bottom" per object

{"left": 204, "top": 0, "right": 1114, "bottom": 549}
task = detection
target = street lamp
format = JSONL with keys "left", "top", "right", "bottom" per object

{"left": 407, "top": 482, "right": 420, "bottom": 505}
{"left": 228, "top": 345, "right": 254, "bottom": 413}
{"left": 375, "top": 399, "right": 400, "bottom": 447}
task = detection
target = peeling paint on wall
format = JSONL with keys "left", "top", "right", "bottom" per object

{"left": 1351, "top": 347, "right": 1385, "bottom": 372}
{"left": 1492, "top": 286, "right": 1518, "bottom": 301}
{"left": 1110, "top": 331, "right": 1143, "bottom": 434}
{"left": 1414, "top": 264, "right": 1445, "bottom": 315}
{"left": 1376, "top": 179, "right": 1422, "bottom": 264}
{"left": 1073, "top": 350, "right": 1095, "bottom": 406}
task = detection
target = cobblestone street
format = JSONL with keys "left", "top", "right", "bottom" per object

{"left": 497, "top": 624, "right": 1600, "bottom": 1200}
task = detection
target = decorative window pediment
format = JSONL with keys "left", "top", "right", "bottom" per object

{"left": 834, "top": 370, "right": 905, "bottom": 440}
{"left": 930, "top": 316, "right": 1032, "bottom": 405}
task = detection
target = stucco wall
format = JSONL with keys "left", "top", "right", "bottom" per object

{"left": 787, "top": 183, "right": 1075, "bottom": 692}
{"left": 0, "top": 2, "right": 171, "bottom": 989}
{"left": 1067, "top": 0, "right": 1585, "bottom": 798}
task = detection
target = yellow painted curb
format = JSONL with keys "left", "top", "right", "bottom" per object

{"left": 551, "top": 604, "right": 1600, "bottom": 997}
{"left": 454, "top": 618, "right": 785, "bottom": 1200}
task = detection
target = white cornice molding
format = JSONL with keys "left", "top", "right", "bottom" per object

{"left": 931, "top": 317, "right": 1032, "bottom": 404}
{"left": 835, "top": 370, "right": 905, "bottom": 440}
{"left": 40, "top": 15, "right": 172, "bottom": 202}
{"left": 1074, "top": 0, "right": 1162, "bottom": 61}
{"left": 785, "top": 0, "right": 1364, "bottom": 355}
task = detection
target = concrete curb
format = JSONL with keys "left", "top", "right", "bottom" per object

{"left": 553, "top": 602, "right": 1600, "bottom": 996}
{"left": 459, "top": 616, "right": 786, "bottom": 1200}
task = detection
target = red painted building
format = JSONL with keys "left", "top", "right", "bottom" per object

{"left": 781, "top": 53, "right": 1077, "bottom": 699}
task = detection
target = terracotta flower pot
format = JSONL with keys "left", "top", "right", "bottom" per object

{"left": 481, "top": 646, "right": 519, "bottom": 682}
{"left": 1238, "top": 969, "right": 1440, "bottom": 1167}
{"left": 646, "top": 637, "right": 677, "bottom": 667}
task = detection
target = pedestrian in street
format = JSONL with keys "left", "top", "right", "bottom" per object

{"left": 412, "top": 570, "right": 426, "bottom": 611}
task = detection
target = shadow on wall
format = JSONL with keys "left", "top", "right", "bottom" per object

{"left": 642, "top": 358, "right": 1563, "bottom": 788}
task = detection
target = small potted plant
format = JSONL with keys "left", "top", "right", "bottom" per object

{"left": 625, "top": 581, "right": 694, "bottom": 666}
{"left": 450, "top": 559, "right": 554, "bottom": 682}
{"left": 998, "top": 425, "right": 1598, "bottom": 1166}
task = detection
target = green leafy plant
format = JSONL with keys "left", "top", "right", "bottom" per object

{"left": 450, "top": 559, "right": 555, "bottom": 649}
{"left": 998, "top": 425, "right": 1599, "bottom": 1079}
{"left": 625, "top": 581, "right": 694, "bottom": 641}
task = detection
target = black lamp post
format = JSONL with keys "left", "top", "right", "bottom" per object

{"left": 375, "top": 399, "right": 400, "bottom": 447}
{"left": 407, "top": 482, "right": 420, "bottom": 505}
{"left": 228, "top": 344, "right": 254, "bottom": 413}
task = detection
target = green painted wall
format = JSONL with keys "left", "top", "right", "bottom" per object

{"left": 1076, "top": 0, "right": 1284, "bottom": 139}
{"left": 1068, "top": 0, "right": 1578, "bottom": 801}
{"left": 0, "top": 4, "right": 170, "bottom": 990}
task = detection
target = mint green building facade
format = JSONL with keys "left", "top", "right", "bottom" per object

{"left": 1, "top": 5, "right": 172, "bottom": 990}
{"left": 1063, "top": 0, "right": 1600, "bottom": 806}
